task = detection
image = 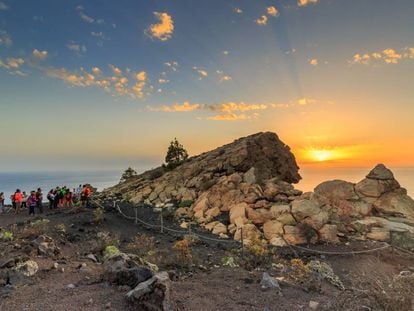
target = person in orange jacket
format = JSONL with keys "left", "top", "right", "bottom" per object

{"left": 14, "top": 189, "right": 23, "bottom": 214}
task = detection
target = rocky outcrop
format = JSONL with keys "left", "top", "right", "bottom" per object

{"left": 101, "top": 132, "right": 414, "bottom": 246}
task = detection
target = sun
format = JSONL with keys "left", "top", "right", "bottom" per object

{"left": 311, "top": 149, "right": 334, "bottom": 162}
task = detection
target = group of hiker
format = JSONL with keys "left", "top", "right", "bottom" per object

{"left": 0, "top": 184, "right": 92, "bottom": 216}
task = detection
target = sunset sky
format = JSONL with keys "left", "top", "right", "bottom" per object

{"left": 0, "top": 0, "right": 413, "bottom": 172}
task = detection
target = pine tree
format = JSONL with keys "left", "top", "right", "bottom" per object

{"left": 165, "top": 138, "right": 189, "bottom": 170}
{"left": 120, "top": 167, "right": 137, "bottom": 182}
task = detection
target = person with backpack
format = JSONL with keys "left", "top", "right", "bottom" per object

{"left": 14, "top": 189, "right": 23, "bottom": 214}
{"left": 22, "top": 191, "right": 28, "bottom": 209}
{"left": 81, "top": 185, "right": 91, "bottom": 208}
{"left": 65, "top": 190, "right": 74, "bottom": 208}
{"left": 47, "top": 189, "right": 55, "bottom": 210}
{"left": 10, "top": 193, "right": 16, "bottom": 211}
{"left": 28, "top": 191, "right": 37, "bottom": 216}
{"left": 36, "top": 188, "right": 43, "bottom": 213}
{"left": 0, "top": 192, "right": 5, "bottom": 213}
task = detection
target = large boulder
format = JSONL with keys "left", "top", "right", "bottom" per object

{"left": 314, "top": 180, "right": 358, "bottom": 201}
{"left": 373, "top": 191, "right": 414, "bottom": 220}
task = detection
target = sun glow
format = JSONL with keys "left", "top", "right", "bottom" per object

{"left": 302, "top": 147, "right": 348, "bottom": 163}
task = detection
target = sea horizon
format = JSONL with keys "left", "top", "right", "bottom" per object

{"left": 1, "top": 165, "right": 413, "bottom": 205}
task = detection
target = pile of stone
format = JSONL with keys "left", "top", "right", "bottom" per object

{"left": 101, "top": 132, "right": 414, "bottom": 246}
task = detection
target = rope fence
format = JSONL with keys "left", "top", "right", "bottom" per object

{"left": 93, "top": 199, "right": 414, "bottom": 257}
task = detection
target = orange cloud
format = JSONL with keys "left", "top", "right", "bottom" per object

{"left": 146, "top": 12, "right": 174, "bottom": 41}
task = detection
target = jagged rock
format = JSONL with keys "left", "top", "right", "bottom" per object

{"left": 246, "top": 208, "right": 272, "bottom": 224}
{"left": 291, "top": 198, "right": 329, "bottom": 230}
{"left": 356, "top": 178, "right": 400, "bottom": 198}
{"left": 270, "top": 204, "right": 296, "bottom": 225}
{"left": 126, "top": 271, "right": 174, "bottom": 311}
{"left": 15, "top": 260, "right": 38, "bottom": 277}
{"left": 283, "top": 226, "right": 307, "bottom": 245}
{"left": 263, "top": 220, "right": 284, "bottom": 240}
{"left": 234, "top": 224, "right": 261, "bottom": 244}
{"left": 366, "top": 164, "right": 395, "bottom": 180}
{"left": 32, "top": 235, "right": 60, "bottom": 257}
{"left": 314, "top": 180, "right": 359, "bottom": 201}
{"left": 318, "top": 224, "right": 339, "bottom": 243}
{"left": 373, "top": 191, "right": 414, "bottom": 220}
{"left": 366, "top": 227, "right": 390, "bottom": 241}
{"left": 212, "top": 222, "right": 228, "bottom": 235}
{"left": 260, "top": 272, "right": 281, "bottom": 291}
{"left": 229, "top": 202, "right": 248, "bottom": 225}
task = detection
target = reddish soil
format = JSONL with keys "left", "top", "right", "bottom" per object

{"left": 1, "top": 205, "right": 413, "bottom": 311}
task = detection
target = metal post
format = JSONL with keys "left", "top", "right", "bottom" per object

{"left": 134, "top": 207, "right": 138, "bottom": 225}
{"left": 241, "top": 227, "right": 244, "bottom": 258}
{"left": 113, "top": 201, "right": 116, "bottom": 209}
{"left": 160, "top": 211, "right": 164, "bottom": 234}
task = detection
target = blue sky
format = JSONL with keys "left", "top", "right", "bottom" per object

{"left": 0, "top": 0, "right": 414, "bottom": 171}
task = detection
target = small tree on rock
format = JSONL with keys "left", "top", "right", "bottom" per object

{"left": 165, "top": 138, "right": 189, "bottom": 170}
{"left": 121, "top": 167, "right": 137, "bottom": 182}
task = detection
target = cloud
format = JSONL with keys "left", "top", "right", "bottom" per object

{"left": 207, "top": 114, "right": 251, "bottom": 121}
{"left": 222, "top": 50, "right": 229, "bottom": 56}
{"left": 148, "top": 102, "right": 201, "bottom": 112}
{"left": 32, "top": 49, "right": 48, "bottom": 61}
{"left": 46, "top": 65, "right": 151, "bottom": 99}
{"left": 146, "top": 12, "right": 174, "bottom": 41}
{"left": 234, "top": 8, "right": 243, "bottom": 14}
{"left": 298, "top": 0, "right": 318, "bottom": 7}
{"left": 158, "top": 78, "right": 169, "bottom": 84}
{"left": 267, "top": 6, "right": 279, "bottom": 17}
{"left": 136, "top": 71, "right": 147, "bottom": 81}
{"left": 0, "top": 29, "right": 12, "bottom": 47}
{"left": 216, "top": 70, "right": 232, "bottom": 82}
{"left": 349, "top": 47, "right": 412, "bottom": 65}
{"left": 255, "top": 15, "right": 268, "bottom": 26}
{"left": 66, "top": 42, "right": 87, "bottom": 56}
{"left": 0, "top": 2, "right": 8, "bottom": 10}
{"left": 76, "top": 5, "right": 94, "bottom": 23}
{"left": 109, "top": 64, "right": 122, "bottom": 75}
{"left": 7, "top": 57, "right": 24, "bottom": 68}
{"left": 148, "top": 98, "right": 333, "bottom": 121}
{"left": 193, "top": 66, "right": 208, "bottom": 79}
{"left": 310, "top": 58, "right": 318, "bottom": 66}
{"left": 164, "top": 61, "right": 179, "bottom": 72}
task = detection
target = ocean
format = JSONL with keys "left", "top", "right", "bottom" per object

{"left": 1, "top": 167, "right": 413, "bottom": 205}
{"left": 0, "top": 170, "right": 121, "bottom": 204}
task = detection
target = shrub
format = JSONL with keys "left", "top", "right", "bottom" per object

{"left": 0, "top": 231, "right": 13, "bottom": 241}
{"left": 173, "top": 239, "right": 193, "bottom": 262}
{"left": 125, "top": 234, "right": 155, "bottom": 257}
{"left": 165, "top": 138, "right": 189, "bottom": 170}
{"left": 103, "top": 245, "right": 120, "bottom": 260}
{"left": 289, "top": 258, "right": 311, "bottom": 281}
{"left": 239, "top": 237, "right": 271, "bottom": 270}
{"left": 179, "top": 200, "right": 194, "bottom": 208}
{"left": 55, "top": 224, "right": 66, "bottom": 235}
{"left": 93, "top": 208, "right": 104, "bottom": 224}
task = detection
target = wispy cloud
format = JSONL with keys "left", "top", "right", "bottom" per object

{"left": 0, "top": 1, "right": 8, "bottom": 10}
{"left": 146, "top": 12, "right": 174, "bottom": 41}
{"left": 216, "top": 70, "right": 232, "bottom": 82}
{"left": 309, "top": 58, "right": 318, "bottom": 66}
{"left": 255, "top": 15, "right": 268, "bottom": 26}
{"left": 32, "top": 49, "right": 48, "bottom": 61}
{"left": 164, "top": 61, "right": 179, "bottom": 72}
{"left": 148, "top": 98, "right": 333, "bottom": 121}
{"left": 66, "top": 42, "right": 87, "bottom": 56}
{"left": 76, "top": 5, "right": 105, "bottom": 25}
{"left": 193, "top": 66, "right": 208, "bottom": 79}
{"left": 349, "top": 47, "right": 413, "bottom": 65}
{"left": 234, "top": 8, "right": 243, "bottom": 14}
{"left": 0, "top": 29, "right": 12, "bottom": 47}
{"left": 298, "top": 0, "right": 318, "bottom": 7}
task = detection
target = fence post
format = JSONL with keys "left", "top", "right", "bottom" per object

{"left": 189, "top": 223, "right": 192, "bottom": 236}
{"left": 134, "top": 207, "right": 138, "bottom": 225}
{"left": 113, "top": 201, "right": 116, "bottom": 209}
{"left": 241, "top": 227, "right": 244, "bottom": 258}
{"left": 160, "top": 210, "right": 164, "bottom": 234}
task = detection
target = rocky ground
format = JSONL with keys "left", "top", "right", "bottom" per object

{"left": 1, "top": 205, "right": 414, "bottom": 311}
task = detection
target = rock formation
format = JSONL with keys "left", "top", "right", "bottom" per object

{"left": 102, "top": 133, "right": 414, "bottom": 246}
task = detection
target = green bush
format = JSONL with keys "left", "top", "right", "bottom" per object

{"left": 103, "top": 245, "right": 120, "bottom": 260}
{"left": 0, "top": 231, "right": 13, "bottom": 241}
{"left": 179, "top": 200, "right": 194, "bottom": 208}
